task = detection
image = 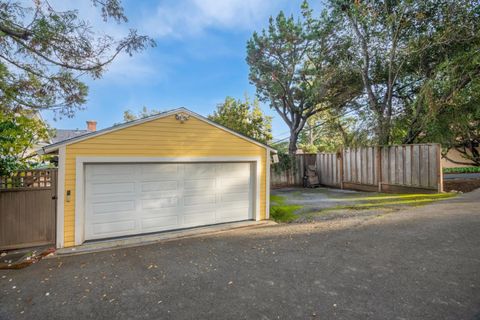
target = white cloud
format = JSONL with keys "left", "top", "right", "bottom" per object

{"left": 144, "top": 0, "right": 286, "bottom": 38}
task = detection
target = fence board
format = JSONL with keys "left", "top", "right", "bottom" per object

{"left": 271, "top": 144, "right": 442, "bottom": 193}
{"left": 0, "top": 169, "right": 56, "bottom": 250}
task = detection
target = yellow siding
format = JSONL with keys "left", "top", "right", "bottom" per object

{"left": 63, "top": 115, "right": 267, "bottom": 247}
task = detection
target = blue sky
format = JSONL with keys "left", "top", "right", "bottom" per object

{"left": 42, "top": 0, "right": 321, "bottom": 141}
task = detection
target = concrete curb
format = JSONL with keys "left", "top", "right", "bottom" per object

{"left": 51, "top": 220, "right": 277, "bottom": 257}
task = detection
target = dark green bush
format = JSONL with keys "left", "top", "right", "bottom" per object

{"left": 443, "top": 167, "right": 480, "bottom": 174}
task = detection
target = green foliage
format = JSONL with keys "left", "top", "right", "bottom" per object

{"left": 269, "top": 195, "right": 302, "bottom": 222}
{"left": 443, "top": 167, "right": 480, "bottom": 174}
{"left": 123, "top": 107, "right": 162, "bottom": 122}
{"left": 247, "top": 1, "right": 362, "bottom": 155}
{"left": 208, "top": 96, "right": 272, "bottom": 144}
{"left": 297, "top": 109, "right": 370, "bottom": 153}
{"left": 269, "top": 0, "right": 480, "bottom": 152}
{"left": 271, "top": 152, "right": 296, "bottom": 174}
{"left": 0, "top": 111, "right": 50, "bottom": 175}
{"left": 412, "top": 48, "right": 480, "bottom": 165}
{"left": 0, "top": 1, "right": 154, "bottom": 117}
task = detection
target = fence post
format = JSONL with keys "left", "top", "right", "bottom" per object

{"left": 377, "top": 146, "right": 383, "bottom": 192}
{"left": 436, "top": 143, "right": 444, "bottom": 192}
{"left": 339, "top": 148, "right": 344, "bottom": 189}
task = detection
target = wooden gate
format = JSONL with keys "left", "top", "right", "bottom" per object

{"left": 0, "top": 169, "right": 57, "bottom": 250}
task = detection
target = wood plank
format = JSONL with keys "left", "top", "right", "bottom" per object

{"left": 405, "top": 145, "right": 412, "bottom": 185}
{"left": 420, "top": 145, "right": 429, "bottom": 187}
{"left": 342, "top": 182, "right": 379, "bottom": 192}
{"left": 428, "top": 145, "right": 438, "bottom": 188}
{"left": 412, "top": 145, "right": 420, "bottom": 186}
{"left": 380, "top": 183, "right": 438, "bottom": 194}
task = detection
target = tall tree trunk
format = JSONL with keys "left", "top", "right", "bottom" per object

{"left": 308, "top": 124, "right": 314, "bottom": 145}
{"left": 288, "top": 130, "right": 299, "bottom": 156}
{"left": 376, "top": 111, "right": 390, "bottom": 145}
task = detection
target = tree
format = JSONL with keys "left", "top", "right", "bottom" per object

{"left": 208, "top": 96, "right": 272, "bottom": 144}
{"left": 0, "top": 0, "right": 155, "bottom": 117}
{"left": 0, "top": 110, "right": 50, "bottom": 175}
{"left": 399, "top": 1, "right": 480, "bottom": 157}
{"left": 328, "top": 0, "right": 480, "bottom": 147}
{"left": 328, "top": 0, "right": 420, "bottom": 145}
{"left": 415, "top": 50, "right": 480, "bottom": 166}
{"left": 123, "top": 106, "right": 162, "bottom": 122}
{"left": 247, "top": 1, "right": 361, "bottom": 155}
{"left": 298, "top": 109, "right": 369, "bottom": 153}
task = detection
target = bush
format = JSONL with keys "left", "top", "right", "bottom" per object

{"left": 269, "top": 195, "right": 302, "bottom": 222}
{"left": 271, "top": 152, "right": 297, "bottom": 174}
{"left": 443, "top": 167, "right": 480, "bottom": 174}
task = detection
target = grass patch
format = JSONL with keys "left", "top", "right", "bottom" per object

{"left": 443, "top": 167, "right": 480, "bottom": 174}
{"left": 270, "top": 194, "right": 286, "bottom": 204}
{"left": 332, "top": 193, "right": 455, "bottom": 202}
{"left": 319, "top": 193, "right": 456, "bottom": 213}
{"left": 270, "top": 195, "right": 303, "bottom": 223}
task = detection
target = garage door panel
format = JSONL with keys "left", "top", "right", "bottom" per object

{"left": 91, "top": 182, "right": 135, "bottom": 194}
{"left": 140, "top": 190, "right": 179, "bottom": 199}
{"left": 220, "top": 192, "right": 250, "bottom": 202}
{"left": 89, "top": 193, "right": 138, "bottom": 205}
{"left": 184, "top": 195, "right": 215, "bottom": 206}
{"left": 183, "top": 188, "right": 215, "bottom": 198}
{"left": 92, "top": 200, "right": 135, "bottom": 214}
{"left": 140, "top": 181, "right": 178, "bottom": 192}
{"left": 139, "top": 207, "right": 179, "bottom": 217}
{"left": 219, "top": 164, "right": 251, "bottom": 179}
{"left": 216, "top": 210, "right": 248, "bottom": 221}
{"left": 140, "top": 163, "right": 178, "bottom": 175}
{"left": 184, "top": 178, "right": 215, "bottom": 190}
{"left": 87, "top": 210, "right": 136, "bottom": 222}
{"left": 141, "top": 197, "right": 178, "bottom": 209}
{"left": 218, "top": 200, "right": 250, "bottom": 210}
{"left": 184, "top": 163, "right": 216, "bottom": 177}
{"left": 91, "top": 164, "right": 138, "bottom": 176}
{"left": 183, "top": 212, "right": 216, "bottom": 226}
{"left": 91, "top": 220, "right": 137, "bottom": 237}
{"left": 141, "top": 216, "right": 178, "bottom": 231}
{"left": 220, "top": 178, "right": 249, "bottom": 190}
{"left": 181, "top": 203, "right": 215, "bottom": 214}
{"left": 85, "top": 162, "right": 253, "bottom": 241}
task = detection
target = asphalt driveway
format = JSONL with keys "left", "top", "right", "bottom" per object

{"left": 1, "top": 190, "right": 480, "bottom": 320}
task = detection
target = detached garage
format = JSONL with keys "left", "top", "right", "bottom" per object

{"left": 39, "top": 108, "right": 274, "bottom": 248}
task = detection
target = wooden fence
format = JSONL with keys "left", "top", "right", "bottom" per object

{"left": 271, "top": 144, "right": 443, "bottom": 193}
{"left": 270, "top": 154, "right": 316, "bottom": 188}
{"left": 0, "top": 169, "right": 57, "bottom": 250}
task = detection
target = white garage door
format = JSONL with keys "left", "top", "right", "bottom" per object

{"left": 84, "top": 162, "right": 253, "bottom": 240}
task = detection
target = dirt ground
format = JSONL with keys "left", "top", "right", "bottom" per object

{"left": 444, "top": 179, "right": 480, "bottom": 193}
{"left": 271, "top": 187, "right": 456, "bottom": 222}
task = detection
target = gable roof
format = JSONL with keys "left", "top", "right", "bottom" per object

{"left": 38, "top": 107, "right": 276, "bottom": 154}
{"left": 52, "top": 129, "right": 90, "bottom": 144}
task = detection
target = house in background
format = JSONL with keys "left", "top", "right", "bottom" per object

{"left": 441, "top": 147, "right": 479, "bottom": 168}
{"left": 52, "top": 120, "right": 97, "bottom": 143}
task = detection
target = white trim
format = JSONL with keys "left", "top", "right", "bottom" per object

{"left": 41, "top": 108, "right": 275, "bottom": 154}
{"left": 56, "top": 146, "right": 66, "bottom": 248}
{"left": 266, "top": 149, "right": 271, "bottom": 219}
{"left": 74, "top": 156, "right": 262, "bottom": 246}
{"left": 74, "top": 157, "right": 85, "bottom": 245}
